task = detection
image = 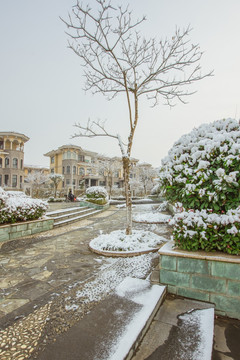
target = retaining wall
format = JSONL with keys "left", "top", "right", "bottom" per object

{"left": 159, "top": 241, "right": 240, "bottom": 320}
{"left": 0, "top": 217, "right": 54, "bottom": 243}
{"left": 79, "top": 200, "right": 110, "bottom": 210}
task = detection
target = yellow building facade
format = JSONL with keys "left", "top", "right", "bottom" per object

{"left": 44, "top": 144, "right": 134, "bottom": 196}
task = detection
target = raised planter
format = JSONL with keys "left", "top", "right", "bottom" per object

{"left": 88, "top": 244, "right": 160, "bottom": 257}
{"left": 0, "top": 217, "right": 54, "bottom": 243}
{"left": 159, "top": 241, "right": 240, "bottom": 320}
{"left": 79, "top": 200, "right": 110, "bottom": 210}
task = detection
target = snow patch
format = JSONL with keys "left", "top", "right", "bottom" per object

{"left": 89, "top": 230, "right": 165, "bottom": 252}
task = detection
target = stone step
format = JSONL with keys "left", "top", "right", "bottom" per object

{"left": 35, "top": 277, "right": 167, "bottom": 360}
{"left": 132, "top": 296, "right": 215, "bottom": 360}
{"left": 53, "top": 209, "right": 103, "bottom": 228}
{"left": 51, "top": 208, "right": 91, "bottom": 222}
{"left": 46, "top": 206, "right": 87, "bottom": 217}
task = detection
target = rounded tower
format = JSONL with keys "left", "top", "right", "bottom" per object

{"left": 0, "top": 131, "right": 29, "bottom": 190}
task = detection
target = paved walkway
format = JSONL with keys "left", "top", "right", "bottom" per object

{"left": 0, "top": 204, "right": 240, "bottom": 359}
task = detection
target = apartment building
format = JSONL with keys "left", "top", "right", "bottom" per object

{"left": 0, "top": 132, "right": 148, "bottom": 197}
{"left": 44, "top": 144, "right": 139, "bottom": 196}
{"left": 0, "top": 131, "right": 29, "bottom": 190}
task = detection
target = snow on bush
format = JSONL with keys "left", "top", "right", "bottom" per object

{"left": 159, "top": 118, "right": 240, "bottom": 254}
{"left": 170, "top": 207, "right": 240, "bottom": 254}
{"left": 0, "top": 187, "right": 48, "bottom": 224}
{"left": 86, "top": 186, "right": 108, "bottom": 205}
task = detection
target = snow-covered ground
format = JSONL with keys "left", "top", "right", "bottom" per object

{"left": 133, "top": 212, "right": 171, "bottom": 223}
{"left": 89, "top": 229, "right": 166, "bottom": 253}
{"left": 89, "top": 204, "right": 171, "bottom": 253}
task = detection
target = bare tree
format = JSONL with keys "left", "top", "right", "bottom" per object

{"left": 137, "top": 164, "right": 157, "bottom": 197}
{"left": 25, "top": 172, "right": 49, "bottom": 198}
{"left": 61, "top": 0, "right": 213, "bottom": 234}
{"left": 97, "top": 157, "right": 122, "bottom": 198}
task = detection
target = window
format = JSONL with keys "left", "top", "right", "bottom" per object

{"left": 72, "top": 151, "right": 77, "bottom": 160}
{"left": 5, "top": 157, "right": 9, "bottom": 168}
{"left": 87, "top": 168, "right": 92, "bottom": 175}
{"left": 0, "top": 175, "right": 2, "bottom": 186}
{"left": 62, "top": 166, "right": 65, "bottom": 174}
{"left": 73, "top": 166, "right": 76, "bottom": 175}
{"left": 0, "top": 158, "right": 2, "bottom": 168}
{"left": 4, "top": 175, "right": 9, "bottom": 186}
{"left": 51, "top": 156, "right": 55, "bottom": 164}
{"left": 21, "top": 159, "right": 23, "bottom": 169}
{"left": 0, "top": 140, "right": 3, "bottom": 149}
{"left": 67, "top": 166, "right": 70, "bottom": 174}
{"left": 12, "top": 175, "right": 17, "bottom": 188}
{"left": 20, "top": 176, "right": 23, "bottom": 186}
{"left": 78, "top": 154, "right": 85, "bottom": 162}
{"left": 62, "top": 181, "right": 65, "bottom": 188}
{"left": 66, "top": 179, "right": 70, "bottom": 185}
{"left": 79, "top": 167, "right": 85, "bottom": 175}
{"left": 51, "top": 169, "right": 54, "bottom": 174}
{"left": 99, "top": 181, "right": 106, "bottom": 186}
{"left": 13, "top": 158, "right": 18, "bottom": 168}
{"left": 72, "top": 179, "right": 76, "bottom": 185}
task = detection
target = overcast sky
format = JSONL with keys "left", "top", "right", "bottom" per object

{"left": 1, "top": 0, "right": 240, "bottom": 168}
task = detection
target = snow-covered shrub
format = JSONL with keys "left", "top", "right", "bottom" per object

{"left": 0, "top": 187, "right": 48, "bottom": 224}
{"left": 160, "top": 118, "right": 240, "bottom": 254}
{"left": 171, "top": 208, "right": 240, "bottom": 254}
{"left": 86, "top": 186, "right": 108, "bottom": 205}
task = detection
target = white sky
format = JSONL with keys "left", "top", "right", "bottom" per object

{"left": 1, "top": 0, "right": 240, "bottom": 168}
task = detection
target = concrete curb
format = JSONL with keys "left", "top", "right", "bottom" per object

{"left": 88, "top": 244, "right": 160, "bottom": 257}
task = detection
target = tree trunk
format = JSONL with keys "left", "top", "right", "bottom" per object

{"left": 123, "top": 156, "right": 132, "bottom": 235}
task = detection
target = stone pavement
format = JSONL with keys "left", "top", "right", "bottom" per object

{"left": 0, "top": 204, "right": 240, "bottom": 359}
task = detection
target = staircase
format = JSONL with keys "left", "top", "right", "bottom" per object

{"left": 136, "top": 265, "right": 215, "bottom": 360}
{"left": 46, "top": 206, "right": 103, "bottom": 228}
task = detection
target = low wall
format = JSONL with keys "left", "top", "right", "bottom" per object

{"left": 159, "top": 241, "right": 240, "bottom": 320}
{"left": 0, "top": 217, "right": 54, "bottom": 243}
{"left": 79, "top": 200, "right": 110, "bottom": 210}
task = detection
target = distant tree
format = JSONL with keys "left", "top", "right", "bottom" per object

{"left": 62, "top": 0, "right": 213, "bottom": 234}
{"left": 98, "top": 158, "right": 122, "bottom": 198}
{"left": 49, "top": 173, "right": 64, "bottom": 198}
{"left": 25, "top": 172, "right": 49, "bottom": 198}
{"left": 137, "top": 165, "right": 157, "bottom": 197}
{"left": 129, "top": 178, "right": 143, "bottom": 197}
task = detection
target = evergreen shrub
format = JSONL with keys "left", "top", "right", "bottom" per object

{"left": 0, "top": 188, "right": 48, "bottom": 224}
{"left": 85, "top": 186, "right": 108, "bottom": 205}
{"left": 159, "top": 118, "right": 240, "bottom": 254}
